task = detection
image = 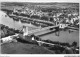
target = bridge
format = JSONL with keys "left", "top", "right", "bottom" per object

{"left": 67, "top": 26, "right": 79, "bottom": 30}
{"left": 28, "top": 25, "right": 58, "bottom": 35}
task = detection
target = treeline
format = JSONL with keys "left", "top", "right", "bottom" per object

{"left": 0, "top": 24, "right": 20, "bottom": 38}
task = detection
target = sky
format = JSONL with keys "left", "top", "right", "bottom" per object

{"left": 0, "top": 0, "right": 80, "bottom": 3}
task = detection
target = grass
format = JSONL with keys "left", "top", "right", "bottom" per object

{"left": 1, "top": 42, "right": 55, "bottom": 54}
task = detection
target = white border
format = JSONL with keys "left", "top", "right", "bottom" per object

{"left": 0, "top": 0, "right": 80, "bottom": 3}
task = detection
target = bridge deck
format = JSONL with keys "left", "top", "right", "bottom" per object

{"left": 28, "top": 25, "right": 58, "bottom": 34}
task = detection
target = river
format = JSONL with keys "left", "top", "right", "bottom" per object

{"left": 0, "top": 10, "right": 79, "bottom": 46}
{"left": 0, "top": 11, "right": 38, "bottom": 30}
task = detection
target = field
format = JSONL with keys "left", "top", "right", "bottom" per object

{"left": 1, "top": 42, "right": 55, "bottom": 54}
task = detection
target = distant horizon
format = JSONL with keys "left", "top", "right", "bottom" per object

{"left": 1, "top": 2, "right": 79, "bottom": 9}
{"left": 1, "top": 2, "right": 79, "bottom": 3}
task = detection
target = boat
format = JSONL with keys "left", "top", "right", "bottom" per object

{"left": 20, "top": 19, "right": 30, "bottom": 24}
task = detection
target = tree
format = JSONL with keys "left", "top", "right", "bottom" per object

{"left": 72, "top": 41, "right": 77, "bottom": 47}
